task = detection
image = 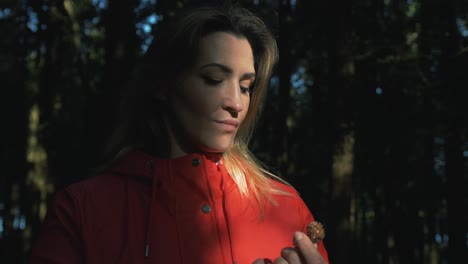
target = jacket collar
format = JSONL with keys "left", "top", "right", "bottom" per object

{"left": 109, "top": 149, "right": 223, "bottom": 181}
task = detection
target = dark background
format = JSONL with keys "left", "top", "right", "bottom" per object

{"left": 1, "top": 0, "right": 467, "bottom": 263}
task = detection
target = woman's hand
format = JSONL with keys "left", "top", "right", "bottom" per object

{"left": 252, "top": 232, "right": 326, "bottom": 264}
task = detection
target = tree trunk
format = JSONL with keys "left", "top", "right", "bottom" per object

{"left": 91, "top": 0, "right": 138, "bottom": 164}
{"left": 0, "top": 2, "right": 30, "bottom": 262}
{"left": 439, "top": 0, "right": 467, "bottom": 263}
{"left": 276, "top": 0, "right": 293, "bottom": 176}
{"left": 325, "top": 0, "right": 355, "bottom": 262}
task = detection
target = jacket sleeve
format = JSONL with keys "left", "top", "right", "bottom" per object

{"left": 298, "top": 197, "right": 330, "bottom": 264}
{"left": 30, "top": 189, "right": 84, "bottom": 264}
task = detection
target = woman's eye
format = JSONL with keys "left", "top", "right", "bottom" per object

{"left": 240, "top": 86, "right": 251, "bottom": 94}
{"left": 202, "top": 76, "right": 222, "bottom": 85}
{"left": 240, "top": 80, "right": 253, "bottom": 94}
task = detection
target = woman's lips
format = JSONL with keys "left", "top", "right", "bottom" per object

{"left": 215, "top": 119, "right": 239, "bottom": 132}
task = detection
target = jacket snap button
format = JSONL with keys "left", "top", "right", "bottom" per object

{"left": 201, "top": 204, "right": 211, "bottom": 214}
{"left": 192, "top": 158, "right": 201, "bottom": 167}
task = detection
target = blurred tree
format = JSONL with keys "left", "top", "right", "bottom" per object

{"left": 0, "top": 0, "right": 30, "bottom": 261}
{"left": 88, "top": 0, "right": 139, "bottom": 166}
{"left": 438, "top": 0, "right": 468, "bottom": 262}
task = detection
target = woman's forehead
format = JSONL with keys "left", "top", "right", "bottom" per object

{"left": 194, "top": 32, "right": 255, "bottom": 73}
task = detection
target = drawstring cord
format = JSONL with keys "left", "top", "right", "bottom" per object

{"left": 145, "top": 160, "right": 157, "bottom": 258}
{"left": 220, "top": 162, "right": 237, "bottom": 264}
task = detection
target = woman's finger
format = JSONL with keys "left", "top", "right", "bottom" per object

{"left": 293, "top": 232, "right": 326, "bottom": 263}
{"left": 273, "top": 256, "right": 289, "bottom": 264}
{"left": 281, "top": 247, "right": 303, "bottom": 263}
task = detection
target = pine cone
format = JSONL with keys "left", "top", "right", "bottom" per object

{"left": 306, "top": 221, "right": 325, "bottom": 243}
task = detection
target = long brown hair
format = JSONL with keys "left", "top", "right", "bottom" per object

{"left": 106, "top": 5, "right": 292, "bottom": 212}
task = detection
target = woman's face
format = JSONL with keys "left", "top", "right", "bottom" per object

{"left": 166, "top": 31, "right": 255, "bottom": 157}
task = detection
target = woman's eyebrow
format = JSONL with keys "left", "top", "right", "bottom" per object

{"left": 200, "top": 63, "right": 255, "bottom": 79}
{"left": 242, "top": 72, "right": 256, "bottom": 80}
{"left": 200, "top": 63, "right": 233, "bottom": 73}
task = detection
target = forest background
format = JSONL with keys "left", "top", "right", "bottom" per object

{"left": 0, "top": 0, "right": 467, "bottom": 263}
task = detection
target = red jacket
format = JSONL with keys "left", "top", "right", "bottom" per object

{"left": 31, "top": 150, "right": 329, "bottom": 263}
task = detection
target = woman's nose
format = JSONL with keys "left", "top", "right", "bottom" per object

{"left": 222, "top": 83, "right": 244, "bottom": 113}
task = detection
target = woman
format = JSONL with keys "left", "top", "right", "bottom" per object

{"left": 30, "top": 5, "right": 329, "bottom": 264}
